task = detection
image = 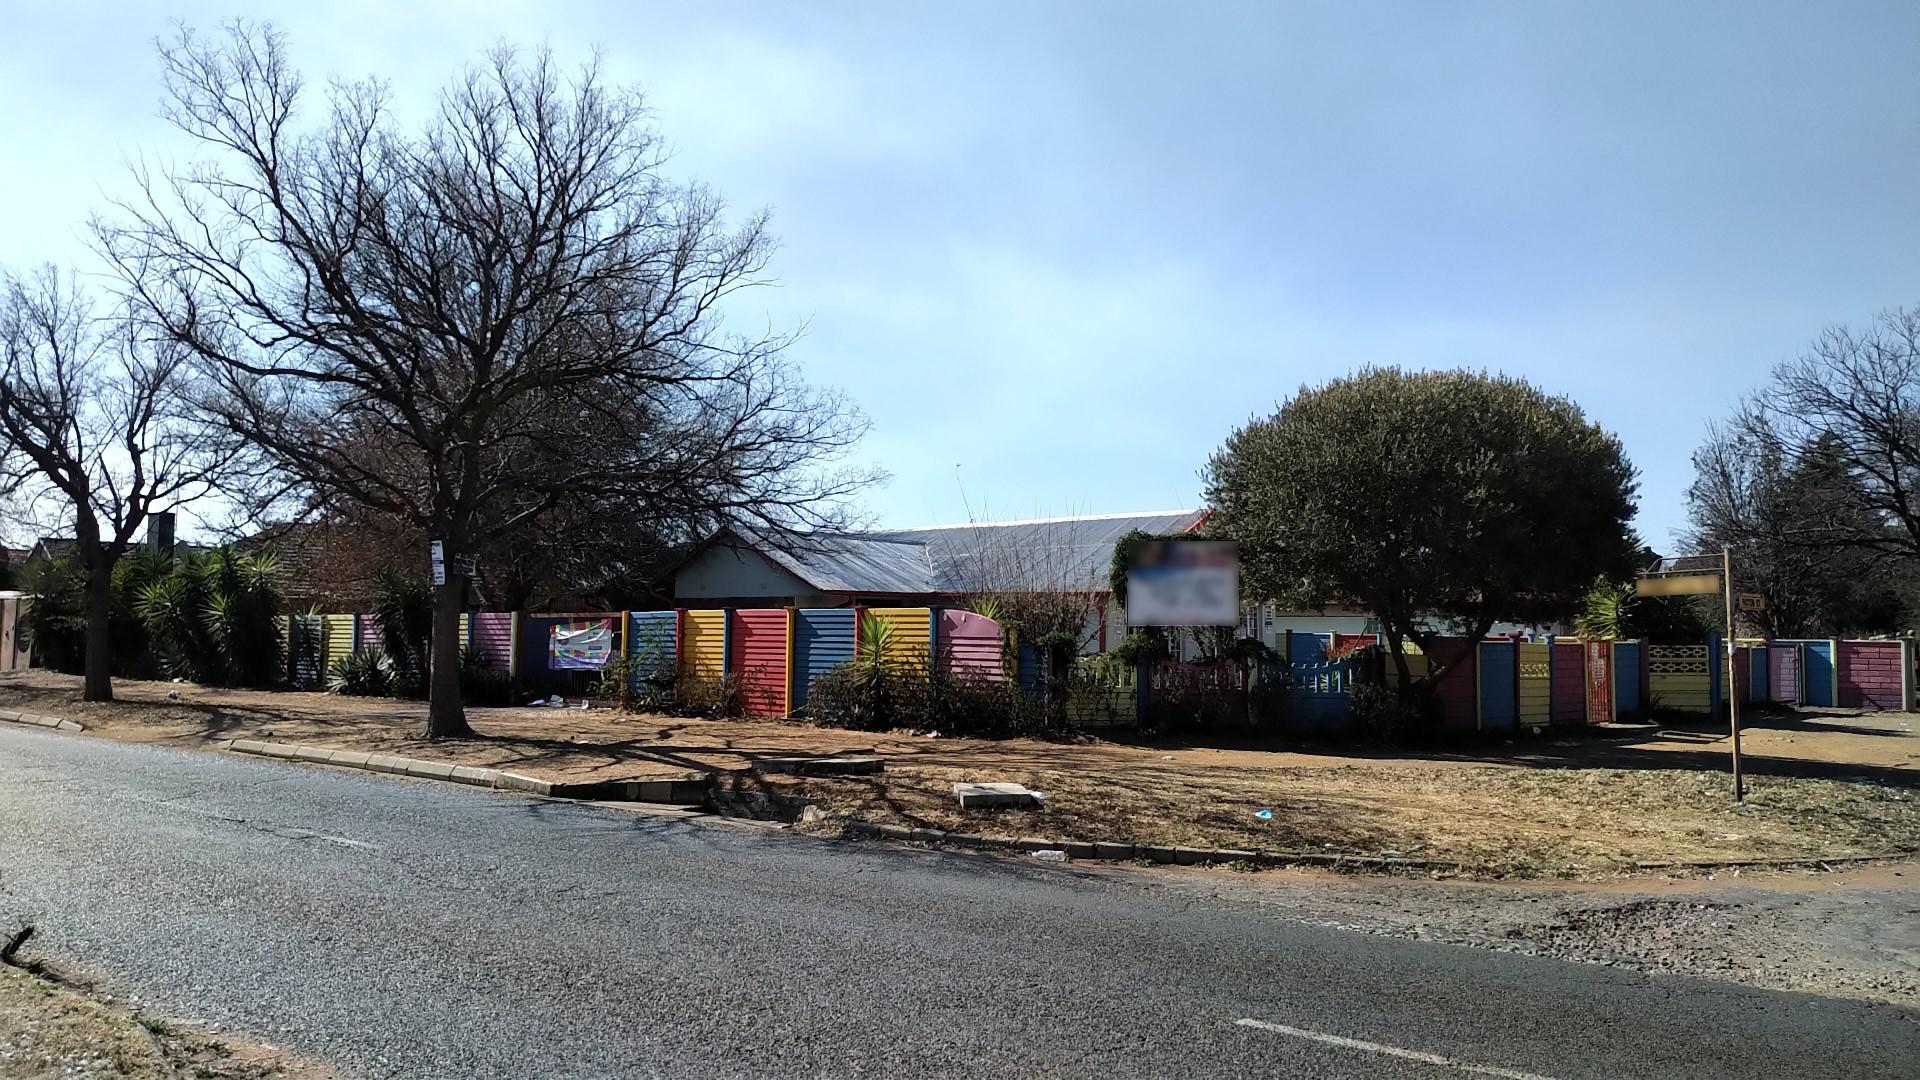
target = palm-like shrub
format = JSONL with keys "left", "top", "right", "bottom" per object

{"left": 371, "top": 569, "right": 433, "bottom": 697}
{"left": 328, "top": 648, "right": 395, "bottom": 696}
{"left": 135, "top": 547, "right": 284, "bottom": 685}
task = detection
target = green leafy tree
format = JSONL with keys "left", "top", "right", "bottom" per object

{"left": 1204, "top": 368, "right": 1639, "bottom": 693}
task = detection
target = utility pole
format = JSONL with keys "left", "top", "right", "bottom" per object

{"left": 1721, "top": 546, "right": 1744, "bottom": 803}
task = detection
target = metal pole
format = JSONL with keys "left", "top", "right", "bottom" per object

{"left": 1722, "top": 546, "right": 1744, "bottom": 803}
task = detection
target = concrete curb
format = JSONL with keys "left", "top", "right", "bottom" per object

{"left": 1631, "top": 851, "right": 1920, "bottom": 871}
{"left": 0, "top": 708, "right": 85, "bottom": 733}
{"left": 227, "top": 739, "right": 706, "bottom": 803}
{"left": 836, "top": 820, "right": 1468, "bottom": 871}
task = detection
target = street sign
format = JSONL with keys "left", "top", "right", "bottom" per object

{"left": 1635, "top": 573, "right": 1721, "bottom": 597}
{"left": 1738, "top": 593, "right": 1767, "bottom": 612}
{"left": 430, "top": 540, "right": 446, "bottom": 586}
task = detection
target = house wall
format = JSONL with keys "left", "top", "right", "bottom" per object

{"left": 674, "top": 544, "right": 835, "bottom": 606}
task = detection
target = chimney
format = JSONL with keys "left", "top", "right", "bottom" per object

{"left": 147, "top": 512, "right": 176, "bottom": 560}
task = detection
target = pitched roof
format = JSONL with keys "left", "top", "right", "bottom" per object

{"left": 724, "top": 510, "right": 1207, "bottom": 596}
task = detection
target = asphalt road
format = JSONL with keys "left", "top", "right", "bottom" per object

{"left": 1, "top": 726, "right": 1915, "bottom": 1079}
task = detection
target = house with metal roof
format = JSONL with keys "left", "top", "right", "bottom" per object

{"left": 670, "top": 510, "right": 1210, "bottom": 650}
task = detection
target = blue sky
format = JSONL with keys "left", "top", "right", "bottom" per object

{"left": 3, "top": 1, "right": 1917, "bottom": 549}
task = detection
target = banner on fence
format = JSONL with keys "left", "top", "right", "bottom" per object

{"left": 550, "top": 622, "right": 614, "bottom": 669}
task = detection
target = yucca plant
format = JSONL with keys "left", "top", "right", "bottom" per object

{"left": 329, "top": 648, "right": 395, "bottom": 696}
{"left": 1575, "top": 577, "right": 1636, "bottom": 640}
{"left": 372, "top": 568, "right": 434, "bottom": 696}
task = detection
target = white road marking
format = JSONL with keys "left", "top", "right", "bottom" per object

{"left": 1234, "top": 1018, "right": 1562, "bottom": 1080}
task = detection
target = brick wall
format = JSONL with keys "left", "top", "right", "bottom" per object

{"left": 1838, "top": 641, "right": 1905, "bottom": 711}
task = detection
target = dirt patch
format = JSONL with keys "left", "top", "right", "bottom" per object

{"left": 0, "top": 961, "right": 327, "bottom": 1079}
{"left": 5, "top": 670, "right": 1916, "bottom": 876}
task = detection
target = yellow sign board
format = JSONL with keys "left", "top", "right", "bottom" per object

{"left": 1738, "top": 593, "right": 1767, "bottom": 612}
{"left": 1635, "top": 573, "right": 1721, "bottom": 597}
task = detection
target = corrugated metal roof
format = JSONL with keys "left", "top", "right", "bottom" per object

{"left": 736, "top": 510, "right": 1205, "bottom": 596}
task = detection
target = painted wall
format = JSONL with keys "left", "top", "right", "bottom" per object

{"left": 680, "top": 609, "right": 726, "bottom": 682}
{"left": 1613, "top": 641, "right": 1643, "bottom": 717}
{"left": 864, "top": 607, "right": 932, "bottom": 670}
{"left": 1649, "top": 645, "right": 1711, "bottom": 712}
{"left": 1550, "top": 641, "right": 1585, "bottom": 724}
{"left": 792, "top": 608, "right": 856, "bottom": 711}
{"left": 729, "top": 609, "right": 790, "bottom": 717}
{"left": 1838, "top": 641, "right": 1904, "bottom": 711}
{"left": 471, "top": 612, "right": 515, "bottom": 673}
{"left": 939, "top": 609, "right": 1006, "bottom": 680}
{"left": 1517, "top": 641, "right": 1551, "bottom": 726}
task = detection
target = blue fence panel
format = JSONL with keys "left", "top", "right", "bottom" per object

{"left": 1288, "top": 655, "right": 1354, "bottom": 733}
{"left": 1613, "top": 642, "right": 1642, "bottom": 717}
{"left": 1284, "top": 632, "right": 1331, "bottom": 664}
{"left": 626, "top": 611, "right": 678, "bottom": 691}
{"left": 1750, "top": 646, "right": 1769, "bottom": 704}
{"left": 792, "top": 608, "right": 856, "bottom": 711}
{"left": 1477, "top": 640, "right": 1518, "bottom": 731}
{"left": 1800, "top": 640, "right": 1836, "bottom": 707}
{"left": 1016, "top": 641, "right": 1044, "bottom": 691}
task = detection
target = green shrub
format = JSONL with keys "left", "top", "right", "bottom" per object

{"left": 1348, "top": 680, "right": 1438, "bottom": 741}
{"left": 459, "top": 646, "right": 513, "bottom": 706}
{"left": 372, "top": 569, "right": 433, "bottom": 697}
{"left": 327, "top": 649, "right": 394, "bottom": 696}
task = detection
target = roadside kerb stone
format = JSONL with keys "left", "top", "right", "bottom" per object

{"left": 0, "top": 710, "right": 86, "bottom": 733}
{"left": 223, "top": 739, "right": 694, "bottom": 806}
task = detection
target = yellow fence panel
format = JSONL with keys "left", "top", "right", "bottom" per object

{"left": 679, "top": 610, "right": 727, "bottom": 681}
{"left": 1517, "top": 641, "right": 1551, "bottom": 724}
{"left": 321, "top": 614, "right": 357, "bottom": 673}
{"left": 864, "top": 607, "right": 932, "bottom": 671}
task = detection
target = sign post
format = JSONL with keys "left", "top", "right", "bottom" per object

{"left": 1636, "top": 554, "right": 1744, "bottom": 803}
{"left": 1720, "top": 547, "right": 1744, "bottom": 802}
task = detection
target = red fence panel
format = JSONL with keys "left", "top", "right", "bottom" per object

{"left": 730, "top": 609, "right": 790, "bottom": 717}
{"left": 1551, "top": 640, "right": 1585, "bottom": 724}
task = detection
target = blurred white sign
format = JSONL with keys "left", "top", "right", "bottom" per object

{"left": 1126, "top": 540, "right": 1240, "bottom": 627}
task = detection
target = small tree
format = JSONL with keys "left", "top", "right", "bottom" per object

{"left": 0, "top": 268, "right": 231, "bottom": 701}
{"left": 1204, "top": 368, "right": 1638, "bottom": 695}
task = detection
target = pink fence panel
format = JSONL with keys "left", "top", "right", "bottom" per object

{"left": 1838, "top": 641, "right": 1904, "bottom": 711}
{"left": 938, "top": 610, "right": 1006, "bottom": 681}
{"left": 471, "top": 612, "right": 515, "bottom": 673}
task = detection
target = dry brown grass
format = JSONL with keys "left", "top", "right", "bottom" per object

{"left": 0, "top": 963, "right": 324, "bottom": 1079}
{"left": 4, "top": 670, "right": 1916, "bottom": 876}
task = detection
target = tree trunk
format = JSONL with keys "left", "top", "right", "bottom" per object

{"left": 1384, "top": 626, "right": 1414, "bottom": 689}
{"left": 82, "top": 558, "right": 115, "bottom": 703}
{"left": 426, "top": 574, "right": 472, "bottom": 738}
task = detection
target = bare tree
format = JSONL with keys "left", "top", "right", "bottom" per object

{"left": 101, "top": 24, "right": 873, "bottom": 736}
{"left": 0, "top": 267, "right": 230, "bottom": 700}
{"left": 1746, "top": 306, "right": 1920, "bottom": 560}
